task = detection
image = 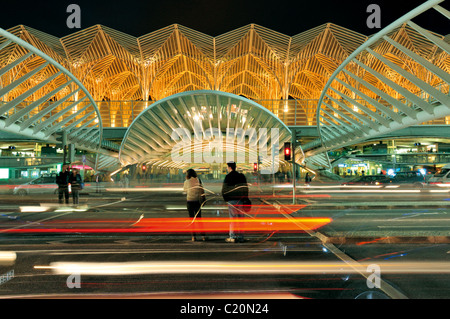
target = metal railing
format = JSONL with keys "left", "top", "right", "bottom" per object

{"left": 0, "top": 154, "right": 97, "bottom": 168}
{"left": 340, "top": 153, "right": 450, "bottom": 165}
{"left": 0, "top": 156, "right": 63, "bottom": 168}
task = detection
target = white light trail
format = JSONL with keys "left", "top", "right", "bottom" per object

{"left": 35, "top": 261, "right": 450, "bottom": 276}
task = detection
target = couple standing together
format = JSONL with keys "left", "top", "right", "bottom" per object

{"left": 183, "top": 162, "right": 249, "bottom": 243}
{"left": 56, "top": 164, "right": 84, "bottom": 205}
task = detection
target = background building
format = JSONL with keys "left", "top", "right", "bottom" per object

{"left": 0, "top": 17, "right": 449, "bottom": 182}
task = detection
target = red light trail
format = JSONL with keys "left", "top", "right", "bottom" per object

{"left": 1, "top": 217, "right": 332, "bottom": 234}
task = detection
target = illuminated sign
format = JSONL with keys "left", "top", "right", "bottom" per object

{"left": 0, "top": 169, "right": 9, "bottom": 179}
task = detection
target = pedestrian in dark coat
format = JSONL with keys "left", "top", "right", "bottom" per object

{"left": 221, "top": 162, "right": 249, "bottom": 243}
{"left": 56, "top": 164, "right": 70, "bottom": 204}
{"left": 69, "top": 168, "right": 83, "bottom": 205}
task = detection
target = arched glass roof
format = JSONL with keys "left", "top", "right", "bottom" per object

{"left": 0, "top": 27, "right": 103, "bottom": 151}
{"left": 119, "top": 90, "right": 292, "bottom": 171}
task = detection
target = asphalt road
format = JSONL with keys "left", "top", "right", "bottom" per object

{"left": 0, "top": 183, "right": 449, "bottom": 301}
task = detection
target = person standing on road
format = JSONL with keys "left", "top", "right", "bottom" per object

{"left": 221, "top": 162, "right": 249, "bottom": 243}
{"left": 69, "top": 168, "right": 83, "bottom": 205}
{"left": 136, "top": 173, "right": 141, "bottom": 185}
{"left": 121, "top": 173, "right": 130, "bottom": 194}
{"left": 183, "top": 169, "right": 206, "bottom": 242}
{"left": 56, "top": 164, "right": 70, "bottom": 204}
{"left": 305, "top": 172, "right": 312, "bottom": 186}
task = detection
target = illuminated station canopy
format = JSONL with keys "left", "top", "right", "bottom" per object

{"left": 1, "top": 21, "right": 448, "bottom": 130}
{"left": 119, "top": 90, "right": 292, "bottom": 170}
{"left": 0, "top": 1, "right": 449, "bottom": 174}
{"left": 1, "top": 23, "right": 367, "bottom": 102}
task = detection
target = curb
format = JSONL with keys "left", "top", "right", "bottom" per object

{"left": 316, "top": 235, "right": 450, "bottom": 244}
{"left": 306, "top": 201, "right": 450, "bottom": 208}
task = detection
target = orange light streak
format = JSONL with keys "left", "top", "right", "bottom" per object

{"left": 2, "top": 217, "right": 332, "bottom": 234}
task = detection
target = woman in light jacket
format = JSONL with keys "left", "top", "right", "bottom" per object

{"left": 183, "top": 169, "right": 206, "bottom": 241}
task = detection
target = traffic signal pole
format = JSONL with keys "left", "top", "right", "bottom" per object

{"left": 272, "top": 143, "right": 276, "bottom": 197}
{"left": 62, "top": 130, "right": 67, "bottom": 165}
{"left": 291, "top": 128, "right": 296, "bottom": 204}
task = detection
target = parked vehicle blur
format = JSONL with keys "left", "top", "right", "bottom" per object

{"left": 387, "top": 171, "right": 427, "bottom": 188}
{"left": 341, "top": 175, "right": 391, "bottom": 187}
{"left": 13, "top": 174, "right": 71, "bottom": 196}
{"left": 428, "top": 164, "right": 450, "bottom": 185}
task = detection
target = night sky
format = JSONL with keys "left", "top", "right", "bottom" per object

{"left": 1, "top": 0, "right": 449, "bottom": 37}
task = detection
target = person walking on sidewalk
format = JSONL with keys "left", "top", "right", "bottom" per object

{"left": 221, "top": 162, "right": 249, "bottom": 243}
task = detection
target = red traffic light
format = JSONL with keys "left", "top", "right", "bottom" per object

{"left": 142, "top": 164, "right": 147, "bottom": 171}
{"left": 253, "top": 163, "right": 258, "bottom": 172}
{"left": 284, "top": 142, "right": 292, "bottom": 161}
